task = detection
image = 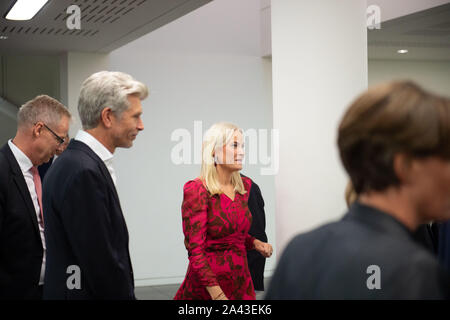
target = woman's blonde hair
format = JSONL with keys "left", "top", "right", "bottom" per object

{"left": 200, "top": 122, "right": 246, "bottom": 196}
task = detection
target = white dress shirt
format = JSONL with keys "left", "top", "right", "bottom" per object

{"left": 74, "top": 130, "right": 117, "bottom": 186}
{"left": 8, "top": 139, "right": 46, "bottom": 285}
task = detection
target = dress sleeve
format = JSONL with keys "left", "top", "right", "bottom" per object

{"left": 245, "top": 234, "right": 256, "bottom": 250}
{"left": 181, "top": 180, "right": 219, "bottom": 287}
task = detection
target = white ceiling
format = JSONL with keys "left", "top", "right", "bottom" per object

{"left": 368, "top": 2, "right": 450, "bottom": 61}
{"left": 0, "top": 0, "right": 449, "bottom": 61}
{"left": 0, "top": 0, "right": 211, "bottom": 55}
{"left": 367, "top": 0, "right": 450, "bottom": 22}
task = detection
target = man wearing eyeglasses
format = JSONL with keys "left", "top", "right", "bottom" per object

{"left": 0, "top": 95, "right": 71, "bottom": 299}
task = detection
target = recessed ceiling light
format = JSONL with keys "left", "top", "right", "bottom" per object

{"left": 397, "top": 49, "right": 409, "bottom": 54}
{"left": 0, "top": 35, "right": 8, "bottom": 40}
{"left": 5, "top": 0, "right": 49, "bottom": 21}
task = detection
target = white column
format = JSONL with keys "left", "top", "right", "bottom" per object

{"left": 59, "top": 52, "right": 109, "bottom": 137}
{"left": 271, "top": 0, "right": 368, "bottom": 255}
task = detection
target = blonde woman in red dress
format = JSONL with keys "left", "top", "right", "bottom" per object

{"left": 174, "top": 122, "right": 273, "bottom": 300}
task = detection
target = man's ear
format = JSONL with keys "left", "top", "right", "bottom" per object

{"left": 100, "top": 108, "right": 114, "bottom": 128}
{"left": 393, "top": 153, "right": 413, "bottom": 184}
{"left": 32, "top": 122, "right": 43, "bottom": 138}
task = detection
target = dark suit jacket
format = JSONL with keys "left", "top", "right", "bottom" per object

{"left": 265, "top": 202, "right": 450, "bottom": 299}
{"left": 38, "top": 157, "right": 53, "bottom": 181}
{"left": 0, "top": 143, "right": 43, "bottom": 299}
{"left": 413, "top": 223, "right": 438, "bottom": 254}
{"left": 438, "top": 221, "right": 450, "bottom": 272}
{"left": 246, "top": 178, "right": 268, "bottom": 291}
{"left": 42, "top": 140, "right": 135, "bottom": 300}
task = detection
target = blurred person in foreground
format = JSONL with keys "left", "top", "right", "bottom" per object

{"left": 346, "top": 180, "right": 437, "bottom": 254}
{"left": 174, "top": 122, "right": 273, "bottom": 300}
{"left": 266, "top": 81, "right": 450, "bottom": 299}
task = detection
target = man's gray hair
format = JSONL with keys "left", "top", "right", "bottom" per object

{"left": 18, "top": 95, "right": 71, "bottom": 128}
{"left": 78, "top": 71, "right": 149, "bottom": 130}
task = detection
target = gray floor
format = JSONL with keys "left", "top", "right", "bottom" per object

{"left": 135, "top": 277, "right": 271, "bottom": 300}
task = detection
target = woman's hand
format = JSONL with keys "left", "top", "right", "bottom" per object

{"left": 215, "top": 293, "right": 229, "bottom": 300}
{"left": 254, "top": 239, "right": 273, "bottom": 258}
{"left": 207, "top": 286, "right": 229, "bottom": 300}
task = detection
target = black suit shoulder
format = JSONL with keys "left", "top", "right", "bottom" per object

{"left": 0, "top": 146, "right": 11, "bottom": 216}
{"left": 43, "top": 140, "right": 134, "bottom": 300}
{"left": 284, "top": 219, "right": 441, "bottom": 271}
{"left": 0, "top": 149, "right": 10, "bottom": 194}
{"left": 0, "top": 148, "right": 14, "bottom": 221}
{"left": 47, "top": 141, "right": 108, "bottom": 182}
{"left": 266, "top": 207, "right": 450, "bottom": 300}
{"left": 54, "top": 144, "right": 101, "bottom": 172}
{"left": 241, "top": 175, "right": 268, "bottom": 290}
{"left": 246, "top": 178, "right": 267, "bottom": 241}
{"left": 0, "top": 143, "right": 43, "bottom": 299}
{"left": 44, "top": 144, "right": 110, "bottom": 212}
{"left": 0, "top": 144, "right": 15, "bottom": 180}
{"left": 0, "top": 146, "right": 8, "bottom": 169}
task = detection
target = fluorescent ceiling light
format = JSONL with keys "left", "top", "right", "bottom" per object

{"left": 397, "top": 49, "right": 409, "bottom": 54}
{"left": 5, "top": 0, "right": 49, "bottom": 21}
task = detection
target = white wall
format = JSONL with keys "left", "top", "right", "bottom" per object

{"left": 60, "top": 52, "right": 110, "bottom": 137}
{"left": 108, "top": 0, "right": 276, "bottom": 286}
{"left": 271, "top": 0, "right": 368, "bottom": 255}
{"left": 260, "top": 0, "right": 271, "bottom": 57}
{"left": 368, "top": 59, "right": 450, "bottom": 97}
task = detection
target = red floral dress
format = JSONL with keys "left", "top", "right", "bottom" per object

{"left": 174, "top": 177, "right": 256, "bottom": 300}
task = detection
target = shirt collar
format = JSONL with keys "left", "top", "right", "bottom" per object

{"left": 74, "top": 130, "right": 113, "bottom": 163}
{"left": 8, "top": 139, "right": 34, "bottom": 173}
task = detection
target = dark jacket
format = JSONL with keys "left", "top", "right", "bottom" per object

{"left": 0, "top": 143, "right": 43, "bottom": 299}
{"left": 266, "top": 202, "right": 450, "bottom": 299}
{"left": 42, "top": 140, "right": 135, "bottom": 300}
{"left": 246, "top": 178, "right": 268, "bottom": 291}
{"left": 438, "top": 221, "right": 450, "bottom": 272}
{"left": 413, "top": 223, "right": 439, "bottom": 254}
{"left": 38, "top": 157, "right": 53, "bottom": 181}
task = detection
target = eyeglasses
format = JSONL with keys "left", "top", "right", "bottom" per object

{"left": 39, "top": 123, "right": 66, "bottom": 146}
